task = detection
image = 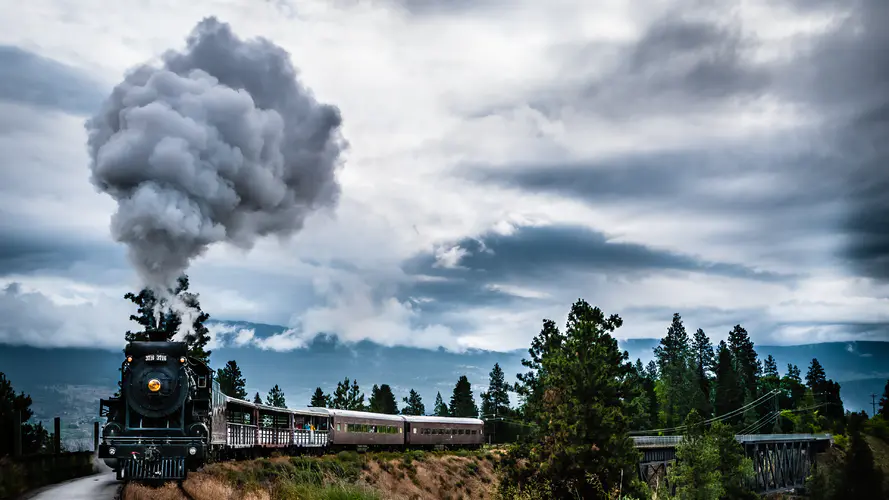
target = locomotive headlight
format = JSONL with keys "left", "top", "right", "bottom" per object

{"left": 180, "top": 357, "right": 186, "bottom": 363}
{"left": 109, "top": 447, "right": 116, "bottom": 456}
{"left": 126, "top": 356, "right": 132, "bottom": 363}
{"left": 147, "top": 379, "right": 161, "bottom": 392}
{"left": 188, "top": 447, "right": 197, "bottom": 456}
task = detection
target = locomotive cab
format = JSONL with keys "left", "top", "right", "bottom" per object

{"left": 98, "top": 341, "right": 212, "bottom": 481}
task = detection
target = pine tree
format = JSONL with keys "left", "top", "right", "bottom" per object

{"left": 216, "top": 360, "right": 247, "bottom": 399}
{"left": 713, "top": 341, "right": 743, "bottom": 427}
{"left": 347, "top": 379, "right": 366, "bottom": 411}
{"left": 763, "top": 355, "right": 779, "bottom": 378}
{"left": 449, "top": 375, "right": 479, "bottom": 418}
{"left": 628, "top": 359, "right": 656, "bottom": 431}
{"left": 503, "top": 299, "right": 644, "bottom": 499}
{"left": 310, "top": 387, "right": 331, "bottom": 408}
{"left": 1, "top": 372, "right": 51, "bottom": 456}
{"left": 515, "top": 319, "right": 562, "bottom": 420}
{"left": 805, "top": 358, "right": 827, "bottom": 391}
{"left": 727, "top": 324, "right": 759, "bottom": 401}
{"left": 433, "top": 392, "right": 448, "bottom": 417}
{"left": 654, "top": 313, "right": 694, "bottom": 427}
{"left": 669, "top": 410, "right": 723, "bottom": 499}
{"left": 879, "top": 379, "right": 889, "bottom": 419}
{"left": 266, "top": 385, "right": 286, "bottom": 408}
{"left": 253, "top": 392, "right": 262, "bottom": 404}
{"left": 401, "top": 389, "right": 425, "bottom": 415}
{"left": 838, "top": 412, "right": 884, "bottom": 498}
{"left": 479, "top": 363, "right": 511, "bottom": 419}
{"left": 369, "top": 384, "right": 398, "bottom": 414}
{"left": 691, "top": 328, "right": 715, "bottom": 417}
{"left": 332, "top": 378, "right": 351, "bottom": 409}
{"left": 123, "top": 274, "right": 212, "bottom": 363}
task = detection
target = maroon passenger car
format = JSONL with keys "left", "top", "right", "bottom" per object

{"left": 403, "top": 415, "right": 484, "bottom": 448}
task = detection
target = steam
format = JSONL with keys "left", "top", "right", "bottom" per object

{"left": 86, "top": 17, "right": 347, "bottom": 290}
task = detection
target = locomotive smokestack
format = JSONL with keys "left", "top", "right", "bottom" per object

{"left": 85, "top": 17, "right": 348, "bottom": 290}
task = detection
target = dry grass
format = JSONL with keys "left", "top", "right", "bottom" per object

{"left": 360, "top": 450, "right": 501, "bottom": 500}
{"left": 121, "top": 449, "right": 502, "bottom": 500}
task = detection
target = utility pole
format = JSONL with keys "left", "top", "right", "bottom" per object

{"left": 872, "top": 393, "right": 878, "bottom": 417}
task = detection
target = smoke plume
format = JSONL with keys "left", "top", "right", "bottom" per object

{"left": 86, "top": 17, "right": 347, "bottom": 289}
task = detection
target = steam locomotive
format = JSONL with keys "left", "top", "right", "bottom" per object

{"left": 98, "top": 341, "right": 485, "bottom": 481}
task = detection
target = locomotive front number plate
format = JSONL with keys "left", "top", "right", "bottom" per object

{"left": 144, "top": 354, "right": 168, "bottom": 362}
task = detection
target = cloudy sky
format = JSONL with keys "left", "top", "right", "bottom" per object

{"left": 1, "top": 0, "right": 887, "bottom": 353}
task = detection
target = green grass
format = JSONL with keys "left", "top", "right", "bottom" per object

{"left": 274, "top": 481, "right": 381, "bottom": 500}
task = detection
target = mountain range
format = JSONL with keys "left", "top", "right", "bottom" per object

{"left": 1, "top": 320, "right": 886, "bottom": 448}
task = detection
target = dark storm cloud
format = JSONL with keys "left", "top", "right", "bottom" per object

{"left": 0, "top": 45, "right": 106, "bottom": 115}
{"left": 401, "top": 224, "right": 791, "bottom": 312}
{"left": 0, "top": 220, "right": 126, "bottom": 276}
{"left": 797, "top": 0, "right": 889, "bottom": 281}
{"left": 523, "top": 10, "right": 770, "bottom": 120}
{"left": 465, "top": 0, "right": 889, "bottom": 282}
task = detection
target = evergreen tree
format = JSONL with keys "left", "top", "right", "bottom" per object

{"left": 838, "top": 412, "right": 884, "bottom": 498}
{"left": 1, "top": 373, "right": 51, "bottom": 456}
{"left": 646, "top": 360, "right": 659, "bottom": 380}
{"left": 123, "top": 274, "right": 212, "bottom": 363}
{"left": 253, "top": 392, "right": 262, "bottom": 404}
{"left": 332, "top": 378, "right": 351, "bottom": 409}
{"left": 879, "top": 379, "right": 889, "bottom": 419}
{"left": 216, "top": 360, "right": 247, "bottom": 399}
{"left": 368, "top": 384, "right": 399, "bottom": 414}
{"left": 713, "top": 341, "right": 744, "bottom": 427}
{"left": 805, "top": 358, "right": 827, "bottom": 391}
{"left": 781, "top": 363, "right": 806, "bottom": 410}
{"left": 669, "top": 410, "right": 723, "bottom": 500}
{"left": 310, "top": 387, "right": 331, "bottom": 408}
{"left": 433, "top": 392, "right": 448, "bottom": 417}
{"left": 347, "top": 379, "right": 366, "bottom": 411}
{"left": 628, "top": 359, "right": 656, "bottom": 431}
{"left": 727, "top": 324, "right": 759, "bottom": 400}
{"left": 691, "top": 328, "right": 715, "bottom": 417}
{"left": 479, "top": 363, "right": 511, "bottom": 419}
{"left": 502, "top": 299, "right": 644, "bottom": 499}
{"left": 654, "top": 313, "right": 695, "bottom": 427}
{"left": 449, "top": 375, "right": 479, "bottom": 418}
{"left": 401, "top": 389, "right": 425, "bottom": 416}
{"left": 266, "top": 385, "right": 286, "bottom": 408}
{"left": 515, "top": 319, "right": 562, "bottom": 419}
{"left": 763, "top": 355, "right": 779, "bottom": 378}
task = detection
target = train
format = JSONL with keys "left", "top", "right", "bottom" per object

{"left": 97, "top": 341, "right": 485, "bottom": 481}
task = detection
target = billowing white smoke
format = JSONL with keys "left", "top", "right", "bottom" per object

{"left": 86, "top": 16, "right": 347, "bottom": 290}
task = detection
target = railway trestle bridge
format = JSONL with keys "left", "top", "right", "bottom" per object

{"left": 632, "top": 433, "right": 833, "bottom": 494}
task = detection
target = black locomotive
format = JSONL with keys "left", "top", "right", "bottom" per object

{"left": 98, "top": 341, "right": 213, "bottom": 480}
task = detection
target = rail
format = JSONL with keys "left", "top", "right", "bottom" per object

{"left": 227, "top": 423, "right": 256, "bottom": 448}
{"left": 293, "top": 429, "right": 328, "bottom": 447}
{"left": 632, "top": 433, "right": 833, "bottom": 448}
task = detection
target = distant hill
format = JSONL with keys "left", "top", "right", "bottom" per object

{"left": 1, "top": 322, "right": 886, "bottom": 448}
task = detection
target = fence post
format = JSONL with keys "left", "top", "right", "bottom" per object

{"left": 94, "top": 421, "right": 100, "bottom": 452}
{"left": 54, "top": 417, "right": 61, "bottom": 454}
{"left": 13, "top": 410, "right": 22, "bottom": 457}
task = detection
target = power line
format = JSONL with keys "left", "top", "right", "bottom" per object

{"left": 629, "top": 389, "right": 780, "bottom": 435}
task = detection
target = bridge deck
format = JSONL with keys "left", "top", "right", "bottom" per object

{"left": 632, "top": 433, "right": 832, "bottom": 448}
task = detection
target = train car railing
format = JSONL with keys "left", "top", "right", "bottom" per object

{"left": 293, "top": 429, "right": 328, "bottom": 447}
{"left": 227, "top": 423, "right": 257, "bottom": 448}
{"left": 258, "top": 427, "right": 292, "bottom": 446}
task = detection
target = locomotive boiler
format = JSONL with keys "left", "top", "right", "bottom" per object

{"left": 98, "top": 341, "right": 213, "bottom": 480}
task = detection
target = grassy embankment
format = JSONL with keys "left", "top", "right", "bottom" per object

{"left": 124, "top": 448, "right": 505, "bottom": 500}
